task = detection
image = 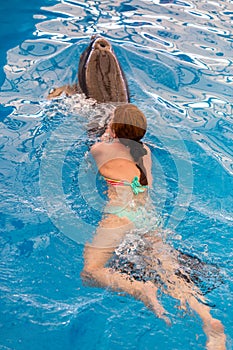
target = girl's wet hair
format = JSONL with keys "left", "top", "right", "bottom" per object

{"left": 111, "top": 104, "right": 148, "bottom": 185}
{"left": 111, "top": 104, "right": 147, "bottom": 141}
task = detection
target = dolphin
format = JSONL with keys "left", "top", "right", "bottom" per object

{"left": 48, "top": 35, "right": 130, "bottom": 103}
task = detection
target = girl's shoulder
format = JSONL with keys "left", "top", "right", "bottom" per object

{"left": 90, "top": 140, "right": 121, "bottom": 155}
{"left": 90, "top": 141, "right": 104, "bottom": 154}
{"left": 143, "top": 143, "right": 151, "bottom": 152}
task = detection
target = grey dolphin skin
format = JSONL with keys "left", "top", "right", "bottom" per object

{"left": 48, "top": 35, "right": 130, "bottom": 103}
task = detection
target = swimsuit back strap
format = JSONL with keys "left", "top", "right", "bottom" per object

{"left": 104, "top": 177, "right": 126, "bottom": 186}
{"left": 104, "top": 175, "right": 147, "bottom": 195}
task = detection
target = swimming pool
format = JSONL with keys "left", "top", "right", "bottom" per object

{"left": 0, "top": 0, "right": 233, "bottom": 349}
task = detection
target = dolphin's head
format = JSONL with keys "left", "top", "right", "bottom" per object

{"left": 78, "top": 36, "right": 130, "bottom": 103}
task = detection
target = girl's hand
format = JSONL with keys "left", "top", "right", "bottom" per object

{"left": 101, "top": 131, "right": 111, "bottom": 142}
{"left": 101, "top": 125, "right": 114, "bottom": 142}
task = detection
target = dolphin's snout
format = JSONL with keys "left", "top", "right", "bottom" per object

{"left": 94, "top": 38, "right": 111, "bottom": 52}
{"left": 78, "top": 36, "right": 130, "bottom": 103}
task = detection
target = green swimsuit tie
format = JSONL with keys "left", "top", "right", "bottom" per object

{"left": 130, "top": 176, "right": 148, "bottom": 195}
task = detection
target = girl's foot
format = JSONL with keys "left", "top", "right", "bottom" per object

{"left": 204, "top": 319, "right": 226, "bottom": 350}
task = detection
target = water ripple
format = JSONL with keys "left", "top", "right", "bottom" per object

{"left": 0, "top": 1, "right": 233, "bottom": 348}
{"left": 0, "top": 0, "right": 232, "bottom": 222}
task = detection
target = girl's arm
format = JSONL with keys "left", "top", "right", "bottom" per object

{"left": 143, "top": 144, "right": 153, "bottom": 187}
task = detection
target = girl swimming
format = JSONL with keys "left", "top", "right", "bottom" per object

{"left": 81, "top": 103, "right": 226, "bottom": 350}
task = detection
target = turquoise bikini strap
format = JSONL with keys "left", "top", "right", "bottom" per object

{"left": 128, "top": 176, "right": 147, "bottom": 195}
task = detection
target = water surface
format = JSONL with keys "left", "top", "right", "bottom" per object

{"left": 0, "top": 1, "right": 233, "bottom": 349}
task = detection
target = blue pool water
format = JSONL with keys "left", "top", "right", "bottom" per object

{"left": 0, "top": 1, "right": 233, "bottom": 349}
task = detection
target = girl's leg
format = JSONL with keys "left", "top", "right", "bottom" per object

{"left": 82, "top": 244, "right": 170, "bottom": 323}
{"left": 188, "top": 296, "right": 226, "bottom": 350}
{"left": 143, "top": 235, "right": 226, "bottom": 349}
{"left": 82, "top": 222, "right": 226, "bottom": 348}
